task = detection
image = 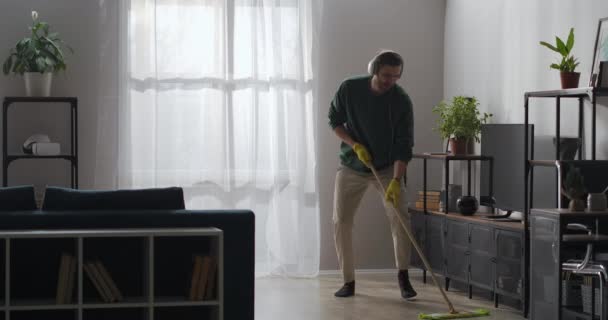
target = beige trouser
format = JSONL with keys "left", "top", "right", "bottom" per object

{"left": 333, "top": 166, "right": 412, "bottom": 283}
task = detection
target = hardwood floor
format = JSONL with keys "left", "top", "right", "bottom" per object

{"left": 255, "top": 272, "right": 524, "bottom": 320}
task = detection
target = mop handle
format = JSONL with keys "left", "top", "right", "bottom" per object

{"left": 370, "top": 166, "right": 456, "bottom": 314}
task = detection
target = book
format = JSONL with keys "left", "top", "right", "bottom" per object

{"left": 196, "top": 256, "right": 212, "bottom": 300}
{"left": 417, "top": 190, "right": 441, "bottom": 196}
{"left": 64, "top": 255, "right": 77, "bottom": 304}
{"left": 90, "top": 261, "right": 116, "bottom": 302}
{"left": 416, "top": 200, "right": 440, "bottom": 205}
{"left": 417, "top": 196, "right": 440, "bottom": 201}
{"left": 189, "top": 255, "right": 203, "bottom": 300}
{"left": 415, "top": 201, "right": 440, "bottom": 210}
{"left": 599, "top": 61, "right": 608, "bottom": 88}
{"left": 56, "top": 253, "right": 70, "bottom": 304}
{"left": 95, "top": 260, "right": 123, "bottom": 302}
{"left": 204, "top": 256, "right": 218, "bottom": 300}
{"left": 84, "top": 262, "right": 112, "bottom": 303}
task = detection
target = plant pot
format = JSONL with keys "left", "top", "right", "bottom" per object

{"left": 449, "top": 138, "right": 468, "bottom": 155}
{"left": 24, "top": 72, "right": 53, "bottom": 97}
{"left": 568, "top": 199, "right": 585, "bottom": 211}
{"left": 560, "top": 71, "right": 580, "bottom": 89}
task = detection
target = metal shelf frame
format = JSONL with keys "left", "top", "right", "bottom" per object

{"left": 523, "top": 86, "right": 608, "bottom": 318}
{"left": 2, "top": 96, "right": 78, "bottom": 188}
{"left": 413, "top": 153, "right": 494, "bottom": 213}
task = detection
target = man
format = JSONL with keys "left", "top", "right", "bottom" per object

{"left": 328, "top": 50, "right": 416, "bottom": 299}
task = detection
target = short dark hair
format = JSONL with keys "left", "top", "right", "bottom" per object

{"left": 369, "top": 51, "right": 403, "bottom": 75}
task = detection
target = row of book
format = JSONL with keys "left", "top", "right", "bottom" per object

{"left": 84, "top": 259, "right": 124, "bottom": 303}
{"left": 57, "top": 252, "right": 218, "bottom": 303}
{"left": 414, "top": 190, "right": 441, "bottom": 211}
{"left": 189, "top": 255, "right": 217, "bottom": 301}
{"left": 56, "top": 252, "right": 124, "bottom": 304}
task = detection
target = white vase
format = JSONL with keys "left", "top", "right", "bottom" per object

{"left": 23, "top": 72, "right": 53, "bottom": 97}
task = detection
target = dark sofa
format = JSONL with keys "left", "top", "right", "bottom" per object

{"left": 1, "top": 186, "right": 255, "bottom": 320}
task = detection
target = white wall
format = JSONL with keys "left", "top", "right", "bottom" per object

{"left": 0, "top": 1, "right": 103, "bottom": 194}
{"left": 444, "top": 0, "right": 608, "bottom": 158}
{"left": 0, "top": 0, "right": 447, "bottom": 271}
{"left": 317, "top": 0, "right": 446, "bottom": 270}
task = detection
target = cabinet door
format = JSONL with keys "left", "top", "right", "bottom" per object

{"left": 469, "top": 224, "right": 494, "bottom": 290}
{"left": 444, "top": 219, "right": 468, "bottom": 283}
{"left": 424, "top": 215, "right": 444, "bottom": 274}
{"left": 410, "top": 213, "right": 425, "bottom": 270}
{"left": 530, "top": 215, "right": 560, "bottom": 320}
{"left": 495, "top": 229, "right": 523, "bottom": 299}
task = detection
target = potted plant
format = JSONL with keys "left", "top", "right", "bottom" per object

{"left": 539, "top": 28, "right": 580, "bottom": 89}
{"left": 432, "top": 96, "right": 492, "bottom": 155}
{"left": 561, "top": 165, "right": 587, "bottom": 211}
{"left": 2, "top": 11, "right": 72, "bottom": 97}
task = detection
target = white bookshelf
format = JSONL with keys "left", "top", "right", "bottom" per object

{"left": 0, "top": 228, "right": 223, "bottom": 320}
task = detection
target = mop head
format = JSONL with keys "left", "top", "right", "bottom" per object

{"left": 418, "top": 309, "right": 490, "bottom": 319}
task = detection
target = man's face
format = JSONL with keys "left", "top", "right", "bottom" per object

{"left": 373, "top": 65, "right": 402, "bottom": 94}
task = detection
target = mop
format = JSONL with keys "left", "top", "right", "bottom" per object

{"left": 369, "top": 165, "right": 490, "bottom": 320}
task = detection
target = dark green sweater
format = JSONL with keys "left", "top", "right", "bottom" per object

{"left": 328, "top": 75, "right": 414, "bottom": 172}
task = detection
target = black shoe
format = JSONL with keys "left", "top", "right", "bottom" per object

{"left": 398, "top": 270, "right": 417, "bottom": 299}
{"left": 334, "top": 281, "right": 355, "bottom": 297}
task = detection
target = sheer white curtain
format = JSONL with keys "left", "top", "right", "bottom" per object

{"left": 95, "top": 0, "right": 321, "bottom": 277}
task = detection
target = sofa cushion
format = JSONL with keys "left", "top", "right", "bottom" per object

{"left": 42, "top": 186, "right": 186, "bottom": 210}
{"left": 0, "top": 185, "right": 37, "bottom": 210}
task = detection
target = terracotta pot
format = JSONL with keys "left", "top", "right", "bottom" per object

{"left": 449, "top": 138, "right": 468, "bottom": 155}
{"left": 560, "top": 72, "right": 580, "bottom": 89}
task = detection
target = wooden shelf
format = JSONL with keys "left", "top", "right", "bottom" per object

{"left": 413, "top": 153, "right": 492, "bottom": 161}
{"left": 410, "top": 207, "right": 524, "bottom": 230}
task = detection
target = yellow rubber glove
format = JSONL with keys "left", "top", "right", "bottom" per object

{"left": 385, "top": 178, "right": 400, "bottom": 208}
{"left": 352, "top": 143, "right": 372, "bottom": 167}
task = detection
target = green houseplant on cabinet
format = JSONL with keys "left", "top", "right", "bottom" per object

{"left": 2, "top": 11, "right": 73, "bottom": 97}
{"left": 432, "top": 96, "right": 492, "bottom": 155}
{"left": 539, "top": 27, "right": 580, "bottom": 89}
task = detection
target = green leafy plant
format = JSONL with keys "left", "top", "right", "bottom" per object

{"left": 432, "top": 96, "right": 492, "bottom": 143}
{"left": 561, "top": 166, "right": 587, "bottom": 201}
{"left": 2, "top": 11, "right": 72, "bottom": 75}
{"left": 539, "top": 27, "right": 580, "bottom": 72}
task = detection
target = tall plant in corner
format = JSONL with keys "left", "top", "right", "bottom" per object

{"left": 2, "top": 11, "right": 73, "bottom": 97}
{"left": 539, "top": 27, "right": 580, "bottom": 89}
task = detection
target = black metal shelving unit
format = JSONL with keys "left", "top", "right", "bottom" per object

{"left": 523, "top": 86, "right": 608, "bottom": 318}
{"left": 409, "top": 153, "right": 527, "bottom": 314}
{"left": 2, "top": 97, "right": 78, "bottom": 188}
{"left": 414, "top": 153, "right": 493, "bottom": 213}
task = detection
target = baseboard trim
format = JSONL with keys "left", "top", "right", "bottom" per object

{"left": 318, "top": 268, "right": 424, "bottom": 276}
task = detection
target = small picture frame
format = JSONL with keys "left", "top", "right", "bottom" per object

{"left": 590, "top": 17, "right": 608, "bottom": 87}
{"left": 598, "top": 61, "right": 608, "bottom": 88}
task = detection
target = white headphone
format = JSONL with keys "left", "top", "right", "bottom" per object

{"left": 367, "top": 49, "right": 401, "bottom": 75}
{"left": 22, "top": 134, "right": 51, "bottom": 154}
